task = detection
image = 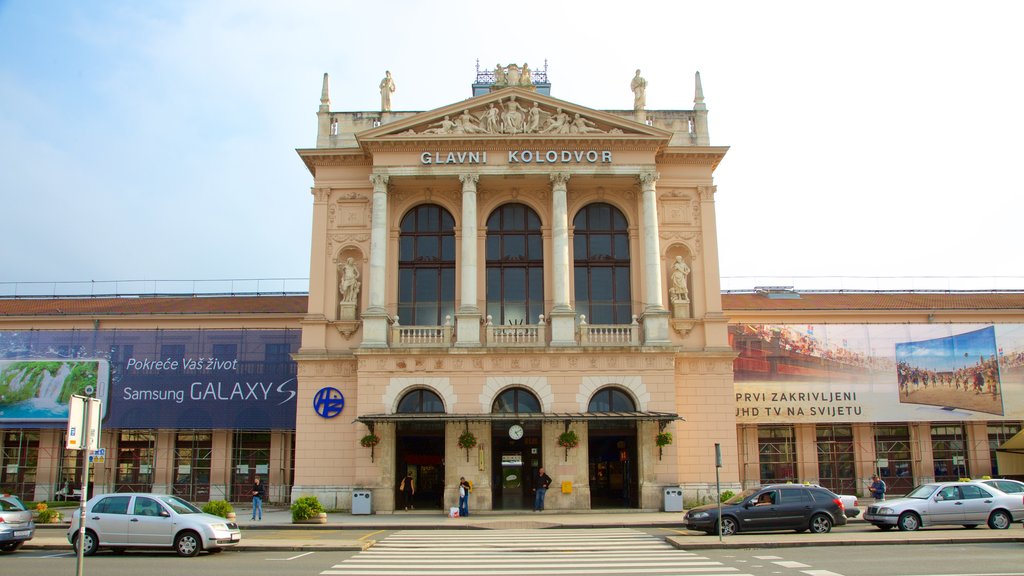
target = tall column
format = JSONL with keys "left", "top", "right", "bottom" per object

{"left": 639, "top": 170, "right": 670, "bottom": 344}
{"left": 456, "top": 173, "right": 481, "bottom": 346}
{"left": 548, "top": 173, "right": 576, "bottom": 346}
{"left": 362, "top": 173, "right": 390, "bottom": 347}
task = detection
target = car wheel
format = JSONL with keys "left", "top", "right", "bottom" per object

{"left": 809, "top": 514, "right": 833, "bottom": 534}
{"left": 718, "top": 516, "right": 738, "bottom": 536}
{"left": 877, "top": 525, "right": 894, "bottom": 531}
{"left": 0, "top": 541, "right": 23, "bottom": 553}
{"left": 897, "top": 512, "right": 921, "bottom": 531}
{"left": 175, "top": 530, "right": 202, "bottom": 557}
{"left": 988, "top": 510, "right": 1012, "bottom": 530}
{"left": 74, "top": 530, "right": 99, "bottom": 556}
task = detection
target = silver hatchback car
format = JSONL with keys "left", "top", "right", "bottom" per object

{"left": 67, "top": 493, "right": 240, "bottom": 556}
{"left": 0, "top": 494, "right": 35, "bottom": 553}
{"left": 863, "top": 481, "right": 1024, "bottom": 531}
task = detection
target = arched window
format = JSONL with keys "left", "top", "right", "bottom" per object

{"left": 398, "top": 204, "right": 456, "bottom": 325}
{"left": 588, "top": 387, "right": 637, "bottom": 412}
{"left": 491, "top": 387, "right": 542, "bottom": 414}
{"left": 396, "top": 389, "right": 445, "bottom": 413}
{"left": 485, "top": 203, "right": 544, "bottom": 325}
{"left": 573, "top": 203, "right": 631, "bottom": 324}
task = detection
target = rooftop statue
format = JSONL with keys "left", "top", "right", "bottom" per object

{"left": 493, "top": 62, "right": 534, "bottom": 88}
{"left": 631, "top": 69, "right": 647, "bottom": 111}
{"left": 379, "top": 70, "right": 396, "bottom": 112}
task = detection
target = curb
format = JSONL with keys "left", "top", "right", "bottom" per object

{"left": 667, "top": 534, "right": 1024, "bottom": 550}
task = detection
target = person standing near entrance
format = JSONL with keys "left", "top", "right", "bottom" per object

{"left": 399, "top": 471, "right": 415, "bottom": 510}
{"left": 458, "top": 476, "right": 472, "bottom": 517}
{"left": 534, "top": 467, "right": 552, "bottom": 512}
{"left": 251, "top": 477, "right": 265, "bottom": 520}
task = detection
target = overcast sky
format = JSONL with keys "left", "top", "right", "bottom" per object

{"left": 2, "top": 1, "right": 1022, "bottom": 295}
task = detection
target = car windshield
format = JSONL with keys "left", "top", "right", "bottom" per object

{"left": 0, "top": 496, "right": 27, "bottom": 511}
{"left": 724, "top": 488, "right": 759, "bottom": 505}
{"left": 906, "top": 484, "right": 941, "bottom": 499}
{"left": 158, "top": 495, "right": 202, "bottom": 514}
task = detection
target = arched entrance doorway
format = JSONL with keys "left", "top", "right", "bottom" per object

{"left": 587, "top": 387, "right": 639, "bottom": 509}
{"left": 394, "top": 389, "right": 445, "bottom": 511}
{"left": 490, "top": 387, "right": 543, "bottom": 510}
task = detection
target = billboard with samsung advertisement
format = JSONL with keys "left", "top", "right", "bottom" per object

{"left": 731, "top": 323, "right": 1024, "bottom": 424}
{"left": 0, "top": 329, "right": 298, "bottom": 429}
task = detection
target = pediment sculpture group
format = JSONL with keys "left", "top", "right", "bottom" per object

{"left": 405, "top": 96, "right": 624, "bottom": 137}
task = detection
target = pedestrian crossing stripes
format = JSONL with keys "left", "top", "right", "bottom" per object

{"left": 321, "top": 528, "right": 753, "bottom": 576}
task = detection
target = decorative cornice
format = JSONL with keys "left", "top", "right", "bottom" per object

{"left": 360, "top": 137, "right": 665, "bottom": 154}
{"left": 656, "top": 147, "right": 729, "bottom": 170}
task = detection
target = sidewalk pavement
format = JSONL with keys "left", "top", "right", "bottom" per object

{"left": 29, "top": 506, "right": 1024, "bottom": 552}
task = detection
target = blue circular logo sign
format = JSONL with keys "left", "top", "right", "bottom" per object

{"left": 313, "top": 387, "right": 345, "bottom": 418}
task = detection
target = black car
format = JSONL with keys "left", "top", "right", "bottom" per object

{"left": 685, "top": 484, "right": 848, "bottom": 535}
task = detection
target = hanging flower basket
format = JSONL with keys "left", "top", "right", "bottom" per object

{"left": 557, "top": 430, "right": 579, "bottom": 449}
{"left": 656, "top": 431, "right": 673, "bottom": 460}
{"left": 457, "top": 430, "right": 477, "bottom": 449}
{"left": 458, "top": 430, "right": 477, "bottom": 462}
{"left": 360, "top": 433, "right": 380, "bottom": 462}
{"left": 558, "top": 430, "right": 579, "bottom": 461}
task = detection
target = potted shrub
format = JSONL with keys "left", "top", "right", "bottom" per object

{"left": 291, "top": 495, "right": 327, "bottom": 523}
{"left": 35, "top": 503, "right": 62, "bottom": 524}
{"left": 202, "top": 500, "right": 235, "bottom": 521}
{"left": 558, "top": 430, "right": 579, "bottom": 461}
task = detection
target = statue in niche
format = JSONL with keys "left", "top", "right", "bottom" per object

{"left": 340, "top": 257, "right": 361, "bottom": 303}
{"left": 669, "top": 256, "right": 690, "bottom": 303}
{"left": 379, "top": 71, "right": 396, "bottom": 112}
{"left": 631, "top": 69, "right": 647, "bottom": 111}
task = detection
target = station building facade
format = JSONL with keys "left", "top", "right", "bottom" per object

{"left": 0, "top": 69, "right": 1020, "bottom": 510}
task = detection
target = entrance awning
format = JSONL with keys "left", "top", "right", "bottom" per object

{"left": 996, "top": 430, "right": 1024, "bottom": 475}
{"left": 356, "top": 411, "right": 682, "bottom": 428}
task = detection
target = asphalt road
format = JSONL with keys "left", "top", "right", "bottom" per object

{"left": 11, "top": 533, "right": 1022, "bottom": 576}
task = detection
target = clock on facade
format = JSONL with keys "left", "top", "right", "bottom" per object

{"left": 508, "top": 424, "right": 524, "bottom": 440}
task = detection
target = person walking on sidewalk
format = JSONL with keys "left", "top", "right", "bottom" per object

{"left": 251, "top": 477, "right": 266, "bottom": 520}
{"left": 533, "top": 467, "right": 552, "bottom": 512}
{"left": 458, "top": 477, "right": 472, "bottom": 517}
{"left": 399, "top": 471, "right": 415, "bottom": 510}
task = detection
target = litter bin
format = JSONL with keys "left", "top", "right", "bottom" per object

{"left": 352, "top": 490, "right": 372, "bottom": 515}
{"left": 663, "top": 487, "right": 683, "bottom": 512}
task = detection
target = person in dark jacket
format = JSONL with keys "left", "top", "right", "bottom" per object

{"left": 399, "top": 471, "right": 415, "bottom": 511}
{"left": 251, "top": 477, "right": 266, "bottom": 520}
{"left": 533, "top": 467, "right": 552, "bottom": 511}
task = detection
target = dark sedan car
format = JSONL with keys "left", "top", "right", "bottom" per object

{"left": 685, "top": 484, "right": 847, "bottom": 536}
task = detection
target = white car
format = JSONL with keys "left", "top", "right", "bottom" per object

{"left": 67, "top": 493, "right": 240, "bottom": 556}
{"left": 836, "top": 493, "right": 860, "bottom": 518}
{"left": 863, "top": 481, "right": 1024, "bottom": 531}
{"left": 0, "top": 495, "right": 34, "bottom": 553}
